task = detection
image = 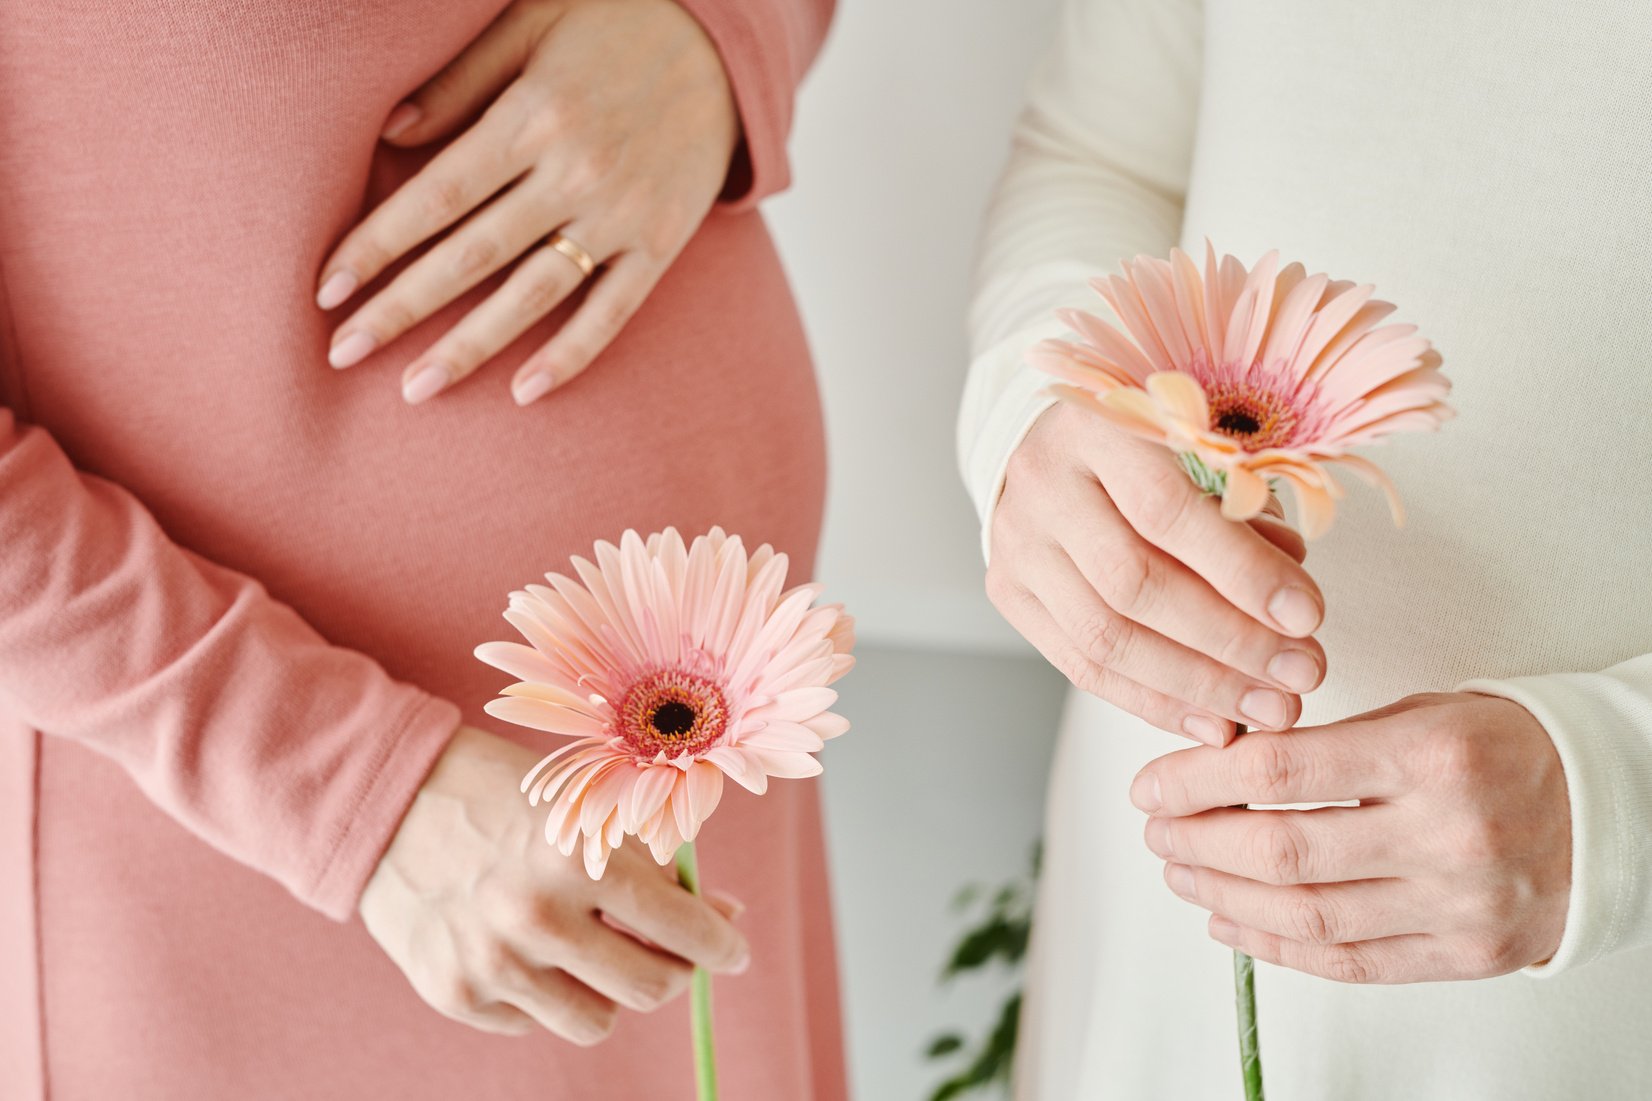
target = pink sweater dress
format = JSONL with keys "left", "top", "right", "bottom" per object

{"left": 0, "top": 2, "right": 842, "bottom": 1097}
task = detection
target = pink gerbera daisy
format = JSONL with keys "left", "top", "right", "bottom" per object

{"left": 474, "top": 527, "right": 855, "bottom": 879}
{"left": 1030, "top": 243, "right": 1453, "bottom": 537}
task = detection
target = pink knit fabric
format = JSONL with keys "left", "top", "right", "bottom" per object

{"left": 0, "top": 1, "right": 841, "bottom": 1097}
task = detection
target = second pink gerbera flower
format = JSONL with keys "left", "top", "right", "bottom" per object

{"left": 475, "top": 527, "right": 854, "bottom": 879}
{"left": 1030, "top": 242, "right": 1453, "bottom": 536}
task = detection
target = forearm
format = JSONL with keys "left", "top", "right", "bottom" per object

{"left": 0, "top": 406, "right": 462, "bottom": 920}
{"left": 959, "top": 0, "right": 1202, "bottom": 558}
{"left": 673, "top": 0, "right": 835, "bottom": 208}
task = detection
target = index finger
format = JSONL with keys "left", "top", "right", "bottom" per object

{"left": 315, "top": 106, "right": 522, "bottom": 308}
{"left": 596, "top": 856, "right": 750, "bottom": 974}
{"left": 1100, "top": 444, "right": 1324, "bottom": 638}
{"left": 1131, "top": 726, "right": 1410, "bottom": 817}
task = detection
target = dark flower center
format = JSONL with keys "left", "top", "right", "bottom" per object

{"left": 650, "top": 701, "right": 698, "bottom": 738}
{"left": 1215, "top": 410, "right": 1261, "bottom": 436}
{"left": 1203, "top": 381, "right": 1301, "bottom": 451}
{"left": 614, "top": 668, "right": 731, "bottom": 760}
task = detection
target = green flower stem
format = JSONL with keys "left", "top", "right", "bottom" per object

{"left": 1184, "top": 461, "right": 1274, "bottom": 1100}
{"left": 1230, "top": 721, "right": 1264, "bottom": 1101}
{"left": 674, "top": 842, "right": 719, "bottom": 1101}
{"left": 1235, "top": 948, "right": 1263, "bottom": 1101}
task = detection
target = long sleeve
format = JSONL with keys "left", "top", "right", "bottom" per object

{"left": 674, "top": 0, "right": 835, "bottom": 210}
{"left": 0, "top": 392, "right": 463, "bottom": 921}
{"left": 1457, "top": 656, "right": 1652, "bottom": 977}
{"left": 958, "top": 0, "right": 1203, "bottom": 561}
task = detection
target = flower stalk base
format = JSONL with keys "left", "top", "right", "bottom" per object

{"left": 1235, "top": 948, "right": 1263, "bottom": 1101}
{"left": 675, "top": 842, "right": 719, "bottom": 1101}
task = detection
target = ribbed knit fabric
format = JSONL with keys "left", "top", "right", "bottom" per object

{"left": 0, "top": 1, "right": 842, "bottom": 1098}
{"left": 959, "top": 0, "right": 1652, "bottom": 1097}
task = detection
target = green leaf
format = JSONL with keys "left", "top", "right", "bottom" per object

{"left": 941, "top": 918, "right": 1015, "bottom": 979}
{"left": 926, "top": 1034, "right": 965, "bottom": 1058}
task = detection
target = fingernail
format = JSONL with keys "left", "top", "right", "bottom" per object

{"left": 1209, "top": 915, "right": 1240, "bottom": 943}
{"left": 1239, "top": 687, "right": 1288, "bottom": 729}
{"left": 1183, "top": 714, "right": 1231, "bottom": 747}
{"left": 1266, "top": 649, "right": 1321, "bottom": 693}
{"left": 512, "top": 369, "right": 555, "bottom": 406}
{"left": 402, "top": 361, "right": 451, "bottom": 404}
{"left": 381, "top": 102, "right": 422, "bottom": 140}
{"left": 1144, "top": 817, "right": 1173, "bottom": 859}
{"left": 709, "top": 890, "right": 746, "bottom": 920}
{"left": 1165, "top": 863, "right": 1195, "bottom": 900}
{"left": 1129, "top": 771, "right": 1161, "bottom": 813}
{"left": 1267, "top": 585, "right": 1322, "bottom": 636}
{"left": 316, "top": 270, "right": 358, "bottom": 310}
{"left": 328, "top": 330, "right": 377, "bottom": 369}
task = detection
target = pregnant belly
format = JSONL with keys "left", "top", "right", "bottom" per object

{"left": 21, "top": 211, "right": 825, "bottom": 723}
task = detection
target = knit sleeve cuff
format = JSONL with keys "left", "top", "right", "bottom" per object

{"left": 957, "top": 335, "right": 1061, "bottom": 565}
{"left": 303, "top": 692, "right": 463, "bottom": 922}
{"left": 1458, "top": 653, "right": 1652, "bottom": 977}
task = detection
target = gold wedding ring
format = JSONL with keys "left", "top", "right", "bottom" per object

{"left": 545, "top": 231, "right": 596, "bottom": 278}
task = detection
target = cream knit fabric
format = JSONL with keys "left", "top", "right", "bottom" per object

{"left": 959, "top": 0, "right": 1652, "bottom": 1095}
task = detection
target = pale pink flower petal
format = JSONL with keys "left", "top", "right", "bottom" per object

{"left": 1033, "top": 243, "right": 1451, "bottom": 535}
{"left": 477, "top": 528, "right": 853, "bottom": 876}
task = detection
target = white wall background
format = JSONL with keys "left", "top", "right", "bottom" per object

{"left": 765, "top": 2, "right": 1070, "bottom": 1098}
{"left": 768, "top": 0, "right": 1063, "bottom": 656}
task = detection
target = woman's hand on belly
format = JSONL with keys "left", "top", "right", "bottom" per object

{"left": 316, "top": 0, "right": 739, "bottom": 407}
{"left": 987, "top": 403, "right": 1327, "bottom": 746}
{"left": 359, "top": 724, "right": 750, "bottom": 1043}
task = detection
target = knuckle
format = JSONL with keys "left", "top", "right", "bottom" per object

{"left": 1248, "top": 817, "right": 1311, "bottom": 885}
{"left": 1073, "top": 609, "right": 1129, "bottom": 669}
{"left": 1465, "top": 934, "right": 1524, "bottom": 977}
{"left": 561, "top": 146, "right": 622, "bottom": 197}
{"left": 578, "top": 1003, "right": 620, "bottom": 1045}
{"left": 1238, "top": 740, "right": 1301, "bottom": 804}
{"left": 450, "top": 236, "right": 503, "bottom": 281}
{"left": 1450, "top": 814, "right": 1506, "bottom": 868}
{"left": 1067, "top": 659, "right": 1108, "bottom": 699}
{"left": 422, "top": 176, "right": 471, "bottom": 223}
{"left": 1214, "top": 626, "right": 1257, "bottom": 672}
{"left": 590, "top": 300, "right": 635, "bottom": 337}
{"left": 1092, "top": 548, "right": 1154, "bottom": 615}
{"left": 628, "top": 967, "right": 681, "bottom": 1011}
{"left": 434, "top": 977, "right": 483, "bottom": 1017}
{"left": 439, "top": 338, "right": 485, "bottom": 371}
{"left": 1284, "top": 888, "right": 1338, "bottom": 945}
{"left": 513, "top": 273, "right": 568, "bottom": 320}
{"left": 477, "top": 939, "right": 518, "bottom": 984}
{"left": 1326, "top": 945, "right": 1379, "bottom": 984}
{"left": 642, "top": 219, "right": 684, "bottom": 262}
{"left": 1133, "top": 476, "right": 1199, "bottom": 542}
{"left": 1425, "top": 729, "right": 1481, "bottom": 788}
{"left": 373, "top": 300, "right": 418, "bottom": 337}
{"left": 344, "top": 238, "right": 390, "bottom": 277}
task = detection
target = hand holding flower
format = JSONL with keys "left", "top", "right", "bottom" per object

{"left": 989, "top": 400, "right": 1327, "bottom": 746}
{"left": 359, "top": 724, "right": 748, "bottom": 1044}
{"left": 1133, "top": 692, "right": 1572, "bottom": 983}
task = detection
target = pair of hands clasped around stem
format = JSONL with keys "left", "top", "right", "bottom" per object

{"left": 992, "top": 403, "right": 1573, "bottom": 982}
{"left": 350, "top": 0, "right": 752, "bottom": 1049}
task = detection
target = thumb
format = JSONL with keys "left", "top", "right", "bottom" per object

{"left": 1248, "top": 493, "right": 1308, "bottom": 564}
{"left": 380, "top": 2, "right": 556, "bottom": 145}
